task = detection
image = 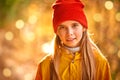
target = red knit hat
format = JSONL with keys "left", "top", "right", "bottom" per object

{"left": 52, "top": 0, "right": 88, "bottom": 33}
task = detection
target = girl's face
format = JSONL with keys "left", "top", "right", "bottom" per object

{"left": 57, "top": 20, "right": 84, "bottom": 48}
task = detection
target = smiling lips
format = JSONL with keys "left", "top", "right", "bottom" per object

{"left": 66, "top": 38, "right": 76, "bottom": 42}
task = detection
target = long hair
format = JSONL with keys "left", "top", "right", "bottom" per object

{"left": 51, "top": 30, "right": 96, "bottom": 80}
{"left": 79, "top": 30, "right": 96, "bottom": 80}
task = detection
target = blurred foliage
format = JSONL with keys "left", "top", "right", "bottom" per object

{"left": 0, "top": 0, "right": 120, "bottom": 80}
{"left": 0, "top": 0, "right": 30, "bottom": 28}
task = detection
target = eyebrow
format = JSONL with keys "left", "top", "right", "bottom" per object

{"left": 58, "top": 24, "right": 65, "bottom": 27}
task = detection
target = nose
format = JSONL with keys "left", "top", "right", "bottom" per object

{"left": 67, "top": 27, "right": 73, "bottom": 36}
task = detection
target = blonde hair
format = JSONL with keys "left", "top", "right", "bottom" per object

{"left": 79, "top": 30, "right": 96, "bottom": 80}
{"left": 51, "top": 30, "right": 96, "bottom": 80}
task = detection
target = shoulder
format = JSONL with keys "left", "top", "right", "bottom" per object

{"left": 92, "top": 48, "right": 112, "bottom": 79}
{"left": 36, "top": 55, "right": 53, "bottom": 80}
{"left": 93, "top": 48, "right": 108, "bottom": 64}
{"left": 92, "top": 48, "right": 111, "bottom": 72}
{"left": 39, "top": 54, "right": 53, "bottom": 66}
{"left": 37, "top": 54, "right": 53, "bottom": 74}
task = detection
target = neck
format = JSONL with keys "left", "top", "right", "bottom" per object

{"left": 63, "top": 45, "right": 80, "bottom": 53}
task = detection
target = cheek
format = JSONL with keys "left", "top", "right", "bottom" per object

{"left": 57, "top": 33, "right": 66, "bottom": 41}
{"left": 60, "top": 35, "right": 66, "bottom": 41}
{"left": 76, "top": 31, "right": 83, "bottom": 39}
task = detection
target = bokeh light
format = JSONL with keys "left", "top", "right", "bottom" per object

{"left": 105, "top": 1, "right": 114, "bottom": 10}
{"left": 5, "top": 31, "right": 14, "bottom": 41}
{"left": 28, "top": 15, "right": 38, "bottom": 24}
{"left": 42, "top": 43, "right": 51, "bottom": 54}
{"left": 24, "top": 73, "right": 33, "bottom": 80}
{"left": 42, "top": 38, "right": 54, "bottom": 54}
{"left": 93, "top": 13, "right": 102, "bottom": 22}
{"left": 115, "top": 12, "right": 120, "bottom": 22}
{"left": 117, "top": 50, "right": 120, "bottom": 58}
{"left": 24, "top": 31, "right": 35, "bottom": 42}
{"left": 16, "top": 20, "right": 25, "bottom": 29}
{"left": 21, "top": 31, "right": 35, "bottom": 43}
{"left": 3, "top": 68, "right": 12, "bottom": 77}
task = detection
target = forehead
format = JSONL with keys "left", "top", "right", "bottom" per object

{"left": 60, "top": 20, "right": 80, "bottom": 25}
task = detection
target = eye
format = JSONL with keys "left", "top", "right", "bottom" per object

{"left": 58, "top": 25, "right": 65, "bottom": 30}
{"left": 72, "top": 23, "right": 79, "bottom": 28}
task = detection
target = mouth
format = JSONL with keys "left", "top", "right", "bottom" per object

{"left": 66, "top": 38, "right": 76, "bottom": 42}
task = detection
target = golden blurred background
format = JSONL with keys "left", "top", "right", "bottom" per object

{"left": 0, "top": 0, "right": 120, "bottom": 80}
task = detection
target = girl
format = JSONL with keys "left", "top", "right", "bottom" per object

{"left": 35, "top": 0, "right": 112, "bottom": 80}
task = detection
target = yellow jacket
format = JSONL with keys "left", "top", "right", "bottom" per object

{"left": 35, "top": 48, "right": 112, "bottom": 80}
